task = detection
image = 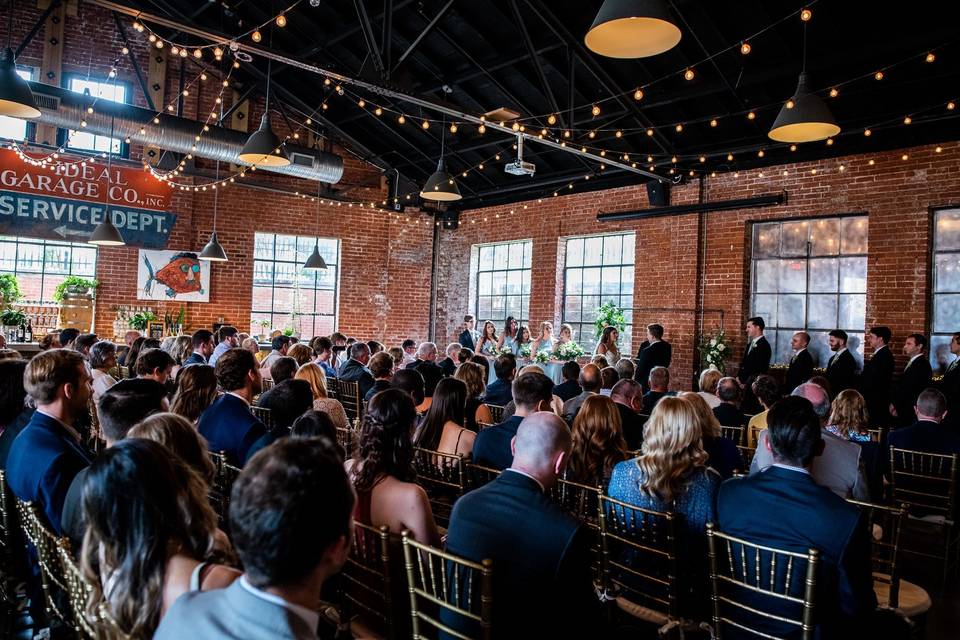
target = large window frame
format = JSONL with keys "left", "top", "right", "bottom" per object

{"left": 251, "top": 233, "right": 340, "bottom": 338}
{"left": 0, "top": 67, "right": 36, "bottom": 142}
{"left": 472, "top": 239, "right": 533, "bottom": 332}
{"left": 62, "top": 74, "right": 130, "bottom": 157}
{"left": 561, "top": 231, "right": 635, "bottom": 355}
{"left": 931, "top": 207, "right": 960, "bottom": 373}
{"left": 749, "top": 214, "right": 868, "bottom": 367}
{"left": 0, "top": 236, "right": 98, "bottom": 305}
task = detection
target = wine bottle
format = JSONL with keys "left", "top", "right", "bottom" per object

{"left": 17, "top": 322, "right": 25, "bottom": 342}
{"left": 25, "top": 320, "right": 33, "bottom": 342}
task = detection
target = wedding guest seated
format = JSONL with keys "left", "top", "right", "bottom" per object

{"left": 286, "top": 343, "right": 314, "bottom": 368}
{"left": 260, "top": 378, "right": 314, "bottom": 432}
{"left": 827, "top": 390, "right": 872, "bottom": 443}
{"left": 209, "top": 326, "right": 239, "bottom": 367}
{"left": 170, "top": 365, "right": 219, "bottom": 424}
{"left": 446, "top": 412, "right": 600, "bottom": 638}
{"left": 72, "top": 333, "right": 98, "bottom": 360}
{"left": 454, "top": 361, "right": 494, "bottom": 430}
{"left": 123, "top": 336, "right": 148, "bottom": 378}
{"left": 752, "top": 383, "right": 869, "bottom": 500}
{"left": 680, "top": 392, "right": 743, "bottom": 479}
{"left": 295, "top": 363, "right": 349, "bottom": 430}
{"left": 38, "top": 332, "right": 60, "bottom": 351}
{"left": 259, "top": 335, "right": 291, "bottom": 372}
{"left": 391, "top": 368, "right": 428, "bottom": 417}
{"left": 713, "top": 377, "right": 747, "bottom": 427}
{"left": 136, "top": 348, "right": 176, "bottom": 386}
{"left": 609, "top": 379, "right": 646, "bottom": 451}
{"left": 438, "top": 342, "right": 460, "bottom": 377}
{"left": 256, "top": 357, "right": 298, "bottom": 410}
{"left": 129, "top": 412, "right": 218, "bottom": 488}
{"left": 717, "top": 396, "right": 877, "bottom": 637}
{"left": 591, "top": 354, "right": 608, "bottom": 368}
{"left": 473, "top": 371, "right": 555, "bottom": 470}
{"left": 747, "top": 374, "right": 780, "bottom": 440}
{"left": 614, "top": 358, "right": 635, "bottom": 381}
{"left": 405, "top": 342, "right": 444, "bottom": 397}
{"left": 198, "top": 349, "right": 266, "bottom": 466}
{"left": 58, "top": 328, "right": 80, "bottom": 350}
{"left": 470, "top": 353, "right": 490, "bottom": 380}
{"left": 312, "top": 336, "right": 338, "bottom": 378}
{"left": 697, "top": 368, "right": 722, "bottom": 408}
{"left": 642, "top": 366, "right": 675, "bottom": 413}
{"left": 567, "top": 395, "right": 628, "bottom": 486}
{"left": 599, "top": 366, "right": 619, "bottom": 396}
{"left": 240, "top": 337, "right": 260, "bottom": 358}
{"left": 170, "top": 335, "right": 193, "bottom": 379}
{"left": 89, "top": 340, "right": 118, "bottom": 403}
{"left": 290, "top": 410, "right": 342, "bottom": 460}
{"left": 457, "top": 348, "right": 473, "bottom": 366}
{"left": 554, "top": 361, "right": 582, "bottom": 402}
{"left": 562, "top": 363, "right": 601, "bottom": 423}
{"left": 414, "top": 378, "right": 474, "bottom": 457}
{"left": 0, "top": 359, "right": 31, "bottom": 469}
{"left": 184, "top": 329, "right": 215, "bottom": 366}
{"left": 388, "top": 346, "right": 405, "bottom": 372}
{"left": 608, "top": 397, "right": 721, "bottom": 618}
{"left": 155, "top": 438, "right": 351, "bottom": 640}
{"left": 338, "top": 342, "right": 376, "bottom": 400}
{"left": 484, "top": 353, "right": 517, "bottom": 407}
{"left": 400, "top": 339, "right": 417, "bottom": 366}
{"left": 347, "top": 389, "right": 441, "bottom": 545}
{"left": 364, "top": 351, "right": 394, "bottom": 402}
{"left": 888, "top": 388, "right": 960, "bottom": 456}
{"left": 7, "top": 349, "right": 92, "bottom": 534}
{"left": 116, "top": 329, "right": 140, "bottom": 365}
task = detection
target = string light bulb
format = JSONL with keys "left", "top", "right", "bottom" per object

{"left": 785, "top": 99, "right": 795, "bottom": 109}
{"left": 874, "top": 71, "right": 884, "bottom": 81}
{"left": 710, "top": 118, "right": 718, "bottom": 127}
{"left": 829, "top": 87, "right": 838, "bottom": 98}
{"left": 449, "top": 123, "right": 457, "bottom": 133}
{"left": 252, "top": 30, "right": 262, "bottom": 42}
{"left": 193, "top": 49, "right": 202, "bottom": 59}
{"left": 547, "top": 114, "right": 557, "bottom": 125}
{"left": 800, "top": 8, "right": 812, "bottom": 21}
{"left": 478, "top": 124, "right": 486, "bottom": 134}
{"left": 375, "top": 107, "right": 383, "bottom": 116}
{"left": 634, "top": 88, "right": 643, "bottom": 101}
{"left": 948, "top": 101, "right": 956, "bottom": 111}
{"left": 790, "top": 144, "right": 797, "bottom": 151}
{"left": 276, "top": 13, "right": 287, "bottom": 27}
{"left": 740, "top": 42, "right": 751, "bottom": 55}
{"left": 646, "top": 128, "right": 654, "bottom": 136}
{"left": 727, "top": 153, "right": 733, "bottom": 161}
{"left": 903, "top": 116, "right": 912, "bottom": 124}
{"left": 591, "top": 104, "right": 601, "bottom": 116}
{"left": 675, "top": 124, "right": 683, "bottom": 132}
{"left": 615, "top": 130, "right": 622, "bottom": 138}
{"left": 358, "top": 98, "right": 365, "bottom": 108}
{"left": 926, "top": 52, "right": 936, "bottom": 63}
{"left": 747, "top": 111, "right": 756, "bottom": 120}
{"left": 422, "top": 120, "right": 430, "bottom": 130}
{"left": 684, "top": 68, "right": 695, "bottom": 81}
{"left": 397, "top": 114, "right": 406, "bottom": 124}
{"left": 588, "top": 130, "right": 595, "bottom": 138}
{"left": 864, "top": 128, "right": 872, "bottom": 136}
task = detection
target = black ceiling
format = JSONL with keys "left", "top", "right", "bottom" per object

{"left": 117, "top": 0, "right": 960, "bottom": 209}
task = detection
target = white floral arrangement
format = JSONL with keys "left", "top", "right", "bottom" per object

{"left": 516, "top": 343, "right": 532, "bottom": 359}
{"left": 698, "top": 330, "right": 732, "bottom": 373}
{"left": 534, "top": 350, "right": 551, "bottom": 364}
{"left": 553, "top": 341, "right": 586, "bottom": 362}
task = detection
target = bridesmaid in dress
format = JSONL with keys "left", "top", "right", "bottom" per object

{"left": 476, "top": 321, "right": 499, "bottom": 356}
{"left": 530, "top": 322, "right": 556, "bottom": 357}
{"left": 497, "top": 316, "right": 519, "bottom": 353}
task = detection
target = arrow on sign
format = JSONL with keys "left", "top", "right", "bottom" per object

{"left": 54, "top": 226, "right": 90, "bottom": 240}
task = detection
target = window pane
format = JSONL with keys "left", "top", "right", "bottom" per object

{"left": 752, "top": 294, "right": 777, "bottom": 326}
{"left": 934, "top": 294, "right": 960, "bottom": 333}
{"left": 934, "top": 209, "right": 960, "bottom": 251}
{"left": 565, "top": 270, "right": 582, "bottom": 294}
{"left": 778, "top": 259, "right": 806, "bottom": 293}
{"left": 781, "top": 221, "right": 809, "bottom": 256}
{"left": 602, "top": 234, "right": 622, "bottom": 264}
{"left": 506, "top": 270, "right": 521, "bottom": 295}
{"left": 564, "top": 296, "right": 581, "bottom": 323}
{"left": 754, "top": 260, "right": 778, "bottom": 293}
{"left": 254, "top": 234, "right": 274, "bottom": 260}
{"left": 600, "top": 267, "right": 620, "bottom": 295}
{"left": 583, "top": 236, "right": 603, "bottom": 266}
{"left": 508, "top": 242, "right": 523, "bottom": 269}
{"left": 807, "top": 294, "right": 838, "bottom": 329}
{"left": 621, "top": 266, "right": 634, "bottom": 294}
{"left": 753, "top": 223, "right": 780, "bottom": 258}
{"left": 935, "top": 252, "right": 960, "bottom": 292}
{"left": 809, "top": 218, "right": 840, "bottom": 256}
{"left": 582, "top": 267, "right": 601, "bottom": 294}
{"left": 930, "top": 335, "right": 955, "bottom": 372}
{"left": 838, "top": 294, "right": 866, "bottom": 330}
{"left": 493, "top": 243, "right": 507, "bottom": 267}
{"left": 842, "top": 217, "right": 869, "bottom": 254}
{"left": 492, "top": 272, "right": 506, "bottom": 296}
{"left": 839, "top": 257, "right": 867, "bottom": 293}
{"left": 777, "top": 294, "right": 805, "bottom": 328}
{"left": 478, "top": 272, "right": 492, "bottom": 295}
{"left": 622, "top": 234, "right": 635, "bottom": 261}
{"left": 808, "top": 258, "right": 838, "bottom": 293}
{"left": 479, "top": 245, "right": 494, "bottom": 270}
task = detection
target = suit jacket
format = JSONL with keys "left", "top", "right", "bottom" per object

{"left": 443, "top": 470, "right": 599, "bottom": 639}
{"left": 60, "top": 466, "right": 89, "bottom": 550}
{"left": 553, "top": 379, "right": 581, "bottom": 402}
{"left": 938, "top": 357, "right": 960, "bottom": 429}
{"left": 717, "top": 466, "right": 877, "bottom": 638}
{"left": 615, "top": 401, "right": 646, "bottom": 451}
{"left": 198, "top": 394, "right": 267, "bottom": 466}
{"left": 642, "top": 389, "right": 674, "bottom": 414}
{"left": 892, "top": 356, "right": 933, "bottom": 426}
{"left": 483, "top": 378, "right": 513, "bottom": 407}
{"left": 737, "top": 336, "right": 771, "bottom": 385}
{"left": 826, "top": 349, "right": 858, "bottom": 397}
{"left": 561, "top": 390, "right": 595, "bottom": 424}
{"left": 0, "top": 407, "right": 34, "bottom": 470}
{"left": 888, "top": 419, "right": 960, "bottom": 457}
{"left": 458, "top": 329, "right": 480, "bottom": 352}
{"left": 6, "top": 411, "right": 91, "bottom": 534}
{"left": 634, "top": 340, "right": 672, "bottom": 389}
{"left": 438, "top": 357, "right": 457, "bottom": 378}
{"left": 155, "top": 578, "right": 317, "bottom": 640}
{"left": 405, "top": 359, "right": 444, "bottom": 396}
{"left": 471, "top": 415, "right": 523, "bottom": 470}
{"left": 338, "top": 358, "right": 376, "bottom": 400}
{"left": 713, "top": 403, "right": 746, "bottom": 428}
{"left": 785, "top": 348, "right": 814, "bottom": 393}
{"left": 752, "top": 429, "right": 870, "bottom": 501}
{"left": 364, "top": 379, "right": 392, "bottom": 403}
{"left": 182, "top": 351, "right": 207, "bottom": 366}
{"left": 859, "top": 346, "right": 894, "bottom": 426}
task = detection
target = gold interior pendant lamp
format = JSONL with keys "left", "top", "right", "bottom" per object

{"left": 585, "top": 0, "right": 682, "bottom": 59}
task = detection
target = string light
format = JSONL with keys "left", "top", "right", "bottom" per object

{"left": 547, "top": 114, "right": 557, "bottom": 125}
{"left": 903, "top": 116, "right": 912, "bottom": 124}
{"left": 948, "top": 101, "right": 956, "bottom": 111}
{"left": 675, "top": 124, "right": 683, "bottom": 132}
{"left": 747, "top": 111, "right": 756, "bottom": 120}
{"left": 864, "top": 128, "right": 872, "bottom": 136}
{"left": 740, "top": 42, "right": 751, "bottom": 55}
{"left": 421, "top": 120, "right": 430, "bottom": 129}
{"left": 800, "top": 8, "right": 812, "bottom": 21}
{"left": 926, "top": 52, "right": 936, "bottom": 63}
{"left": 397, "top": 114, "right": 406, "bottom": 124}
{"left": 710, "top": 118, "right": 718, "bottom": 127}
{"left": 829, "top": 88, "right": 838, "bottom": 98}
{"left": 449, "top": 123, "right": 457, "bottom": 133}
{"left": 591, "top": 104, "right": 601, "bottom": 116}
{"left": 276, "top": 13, "right": 287, "bottom": 27}
{"left": 874, "top": 71, "right": 884, "bottom": 81}
{"left": 634, "top": 89, "right": 643, "bottom": 101}
{"left": 684, "top": 68, "right": 695, "bottom": 81}
{"left": 251, "top": 30, "right": 262, "bottom": 42}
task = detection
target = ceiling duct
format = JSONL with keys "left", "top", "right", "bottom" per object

{"left": 28, "top": 82, "right": 344, "bottom": 184}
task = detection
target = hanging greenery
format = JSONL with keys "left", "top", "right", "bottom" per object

{"left": 0, "top": 274, "right": 21, "bottom": 309}
{"left": 594, "top": 301, "right": 627, "bottom": 340}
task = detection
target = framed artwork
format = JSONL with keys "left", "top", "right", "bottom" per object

{"left": 148, "top": 322, "right": 164, "bottom": 340}
{"left": 136, "top": 249, "right": 211, "bottom": 302}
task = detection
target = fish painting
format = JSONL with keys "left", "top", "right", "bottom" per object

{"left": 142, "top": 251, "right": 205, "bottom": 298}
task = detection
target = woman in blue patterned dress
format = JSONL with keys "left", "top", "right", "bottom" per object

{"left": 607, "top": 396, "right": 721, "bottom": 618}
{"left": 496, "top": 316, "right": 518, "bottom": 354}
{"left": 475, "top": 321, "right": 499, "bottom": 356}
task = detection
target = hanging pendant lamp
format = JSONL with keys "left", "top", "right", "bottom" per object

{"left": 200, "top": 128, "right": 228, "bottom": 262}
{"left": 89, "top": 111, "right": 125, "bottom": 246}
{"left": 238, "top": 55, "right": 289, "bottom": 167}
{"left": 303, "top": 183, "right": 327, "bottom": 270}
{"left": 420, "top": 119, "right": 461, "bottom": 202}
{"left": 0, "top": 48, "right": 40, "bottom": 119}
{"left": 768, "top": 17, "right": 839, "bottom": 143}
{"left": 585, "top": 0, "right": 681, "bottom": 59}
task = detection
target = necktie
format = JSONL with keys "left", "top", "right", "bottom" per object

{"left": 830, "top": 353, "right": 839, "bottom": 366}
{"left": 747, "top": 340, "right": 754, "bottom": 355}
{"left": 948, "top": 358, "right": 958, "bottom": 373}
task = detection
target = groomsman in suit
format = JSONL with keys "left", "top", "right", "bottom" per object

{"left": 785, "top": 331, "right": 814, "bottom": 392}
{"left": 737, "top": 317, "right": 771, "bottom": 413}
{"left": 859, "top": 326, "right": 895, "bottom": 426}
{"left": 825, "top": 330, "right": 858, "bottom": 397}
{"left": 891, "top": 333, "right": 933, "bottom": 427}
{"left": 634, "top": 324, "right": 672, "bottom": 391}
{"left": 458, "top": 315, "right": 480, "bottom": 352}
{"left": 937, "top": 332, "right": 960, "bottom": 428}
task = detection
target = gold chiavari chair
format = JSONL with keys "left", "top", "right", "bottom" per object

{"left": 888, "top": 448, "right": 959, "bottom": 589}
{"left": 706, "top": 523, "right": 819, "bottom": 640}
{"left": 868, "top": 428, "right": 883, "bottom": 444}
{"left": 550, "top": 477, "right": 602, "bottom": 532}
{"left": 484, "top": 404, "right": 504, "bottom": 424}
{"left": 15, "top": 500, "right": 68, "bottom": 625}
{"left": 401, "top": 531, "right": 493, "bottom": 640}
{"left": 207, "top": 451, "right": 241, "bottom": 525}
{"left": 340, "top": 523, "right": 394, "bottom": 639}
{"left": 720, "top": 425, "right": 745, "bottom": 446}
{"left": 260, "top": 377, "right": 275, "bottom": 392}
{"left": 331, "top": 379, "right": 363, "bottom": 423}
{"left": 412, "top": 448, "right": 466, "bottom": 527}
{"left": 0, "top": 469, "right": 19, "bottom": 604}
{"left": 118, "top": 365, "right": 130, "bottom": 379}
{"left": 736, "top": 445, "right": 756, "bottom": 471}
{"left": 249, "top": 405, "right": 273, "bottom": 430}
{"left": 55, "top": 541, "right": 98, "bottom": 639}
{"left": 464, "top": 463, "right": 501, "bottom": 491}
{"left": 336, "top": 418, "right": 360, "bottom": 459}
{"left": 597, "top": 495, "right": 681, "bottom": 630}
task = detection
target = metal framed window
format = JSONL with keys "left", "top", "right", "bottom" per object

{"left": 0, "top": 235, "right": 98, "bottom": 304}
{"left": 750, "top": 215, "right": 868, "bottom": 366}
{"left": 63, "top": 75, "right": 130, "bottom": 156}
{"left": 251, "top": 233, "right": 340, "bottom": 338}
{"left": 561, "top": 232, "right": 635, "bottom": 355}
{"left": 473, "top": 240, "right": 532, "bottom": 331}
{"left": 0, "top": 68, "right": 35, "bottom": 142}
{"left": 931, "top": 207, "right": 960, "bottom": 374}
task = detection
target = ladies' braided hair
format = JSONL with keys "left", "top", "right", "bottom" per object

{"left": 351, "top": 388, "right": 417, "bottom": 491}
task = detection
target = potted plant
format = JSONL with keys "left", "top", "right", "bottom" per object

{"left": 258, "top": 319, "right": 270, "bottom": 340}
{"left": 0, "top": 274, "right": 21, "bottom": 309}
{"left": 52, "top": 276, "right": 99, "bottom": 303}
{"left": 1, "top": 308, "right": 25, "bottom": 327}
{"left": 594, "top": 301, "right": 627, "bottom": 340}
{"left": 129, "top": 311, "right": 157, "bottom": 331}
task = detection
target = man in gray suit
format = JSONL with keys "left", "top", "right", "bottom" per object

{"left": 155, "top": 438, "right": 354, "bottom": 640}
{"left": 752, "top": 382, "right": 869, "bottom": 501}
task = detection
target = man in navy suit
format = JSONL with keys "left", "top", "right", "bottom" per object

{"left": 633, "top": 323, "right": 672, "bottom": 391}
{"left": 553, "top": 361, "right": 582, "bottom": 402}
{"left": 457, "top": 314, "right": 480, "bottom": 352}
{"left": 937, "top": 332, "right": 960, "bottom": 429}
{"left": 183, "top": 329, "right": 215, "bottom": 366}
{"left": 891, "top": 333, "right": 934, "bottom": 427}
{"left": 405, "top": 342, "right": 444, "bottom": 397}
{"left": 859, "top": 326, "right": 895, "bottom": 426}
{"left": 826, "top": 330, "right": 858, "bottom": 398}
{"left": 338, "top": 342, "right": 376, "bottom": 400}
{"left": 737, "top": 317, "right": 771, "bottom": 413}
{"left": 888, "top": 389, "right": 960, "bottom": 456}
{"left": 483, "top": 353, "right": 516, "bottom": 407}
{"left": 7, "top": 349, "right": 92, "bottom": 534}
{"left": 785, "top": 331, "right": 814, "bottom": 392}
{"left": 199, "top": 348, "right": 266, "bottom": 466}
{"left": 718, "top": 396, "right": 876, "bottom": 638}
{"left": 472, "top": 371, "right": 554, "bottom": 470}
{"left": 447, "top": 412, "right": 600, "bottom": 638}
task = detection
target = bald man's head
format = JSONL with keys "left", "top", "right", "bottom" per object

{"left": 579, "top": 363, "right": 602, "bottom": 393}
{"left": 511, "top": 412, "right": 572, "bottom": 485}
{"left": 791, "top": 382, "right": 831, "bottom": 424}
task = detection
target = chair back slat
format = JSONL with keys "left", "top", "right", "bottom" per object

{"left": 401, "top": 532, "right": 493, "bottom": 640}
{"left": 412, "top": 448, "right": 466, "bottom": 527}
{"left": 549, "top": 477, "right": 601, "bottom": 531}
{"left": 341, "top": 522, "right": 394, "bottom": 638}
{"left": 737, "top": 445, "right": 757, "bottom": 471}
{"left": 706, "top": 523, "right": 819, "bottom": 640}
{"left": 484, "top": 404, "right": 504, "bottom": 425}
{"left": 249, "top": 405, "right": 273, "bottom": 430}
{"left": 331, "top": 379, "right": 363, "bottom": 423}
{"left": 15, "top": 499, "right": 67, "bottom": 624}
{"left": 720, "top": 425, "right": 745, "bottom": 446}
{"left": 888, "top": 448, "right": 958, "bottom": 517}
{"left": 846, "top": 499, "right": 905, "bottom": 609}
{"left": 465, "top": 463, "right": 501, "bottom": 491}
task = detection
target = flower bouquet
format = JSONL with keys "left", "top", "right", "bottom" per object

{"left": 533, "top": 350, "right": 551, "bottom": 364}
{"left": 516, "top": 343, "right": 532, "bottom": 359}
{"left": 493, "top": 345, "right": 512, "bottom": 357}
{"left": 698, "top": 330, "right": 732, "bottom": 373}
{"left": 553, "top": 341, "right": 586, "bottom": 361}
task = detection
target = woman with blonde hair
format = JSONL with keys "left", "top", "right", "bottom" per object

{"left": 679, "top": 392, "right": 743, "bottom": 479}
{"left": 169, "top": 365, "right": 219, "bottom": 423}
{"left": 294, "top": 362, "right": 350, "bottom": 430}
{"left": 286, "top": 342, "right": 314, "bottom": 367}
{"left": 827, "top": 389, "right": 871, "bottom": 442}
{"left": 170, "top": 335, "right": 193, "bottom": 379}
{"left": 240, "top": 336, "right": 261, "bottom": 358}
{"left": 607, "top": 396, "right": 720, "bottom": 617}
{"left": 697, "top": 368, "right": 722, "bottom": 408}
{"left": 530, "top": 321, "right": 556, "bottom": 357}
{"left": 567, "top": 395, "right": 628, "bottom": 486}
{"left": 129, "top": 412, "right": 217, "bottom": 485}
{"left": 454, "top": 361, "right": 493, "bottom": 430}
{"left": 556, "top": 323, "right": 575, "bottom": 345}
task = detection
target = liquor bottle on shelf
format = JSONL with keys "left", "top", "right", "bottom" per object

{"left": 24, "top": 319, "right": 32, "bottom": 342}
{"left": 16, "top": 322, "right": 25, "bottom": 342}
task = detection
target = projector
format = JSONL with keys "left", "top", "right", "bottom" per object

{"left": 504, "top": 160, "right": 536, "bottom": 176}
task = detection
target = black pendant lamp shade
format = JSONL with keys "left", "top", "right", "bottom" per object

{"left": 303, "top": 242, "right": 327, "bottom": 270}
{"left": 0, "top": 48, "right": 40, "bottom": 119}
{"left": 768, "top": 72, "right": 840, "bottom": 143}
{"left": 420, "top": 158, "right": 462, "bottom": 201}
{"left": 199, "top": 231, "right": 228, "bottom": 261}
{"left": 238, "top": 113, "right": 290, "bottom": 166}
{"left": 88, "top": 215, "right": 125, "bottom": 246}
{"left": 585, "top": 0, "right": 682, "bottom": 59}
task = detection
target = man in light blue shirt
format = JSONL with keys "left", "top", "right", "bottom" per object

{"left": 209, "top": 325, "right": 239, "bottom": 367}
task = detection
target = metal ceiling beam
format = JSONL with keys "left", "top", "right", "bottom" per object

{"left": 418, "top": 42, "right": 565, "bottom": 94}
{"left": 392, "top": 0, "right": 456, "bottom": 74}
{"left": 381, "top": 0, "right": 394, "bottom": 76}
{"left": 353, "top": 0, "right": 386, "bottom": 79}
{"left": 14, "top": 0, "right": 61, "bottom": 58}
{"left": 113, "top": 10, "right": 156, "bottom": 112}
{"left": 508, "top": 0, "right": 564, "bottom": 127}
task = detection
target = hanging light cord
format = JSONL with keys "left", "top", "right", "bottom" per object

{"left": 6, "top": 0, "right": 13, "bottom": 50}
